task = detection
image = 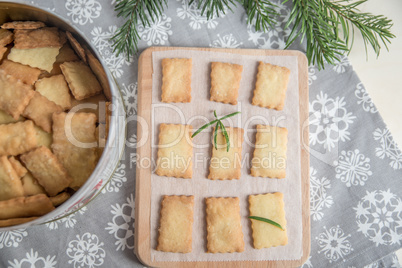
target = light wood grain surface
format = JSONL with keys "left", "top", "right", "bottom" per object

{"left": 135, "top": 47, "right": 310, "bottom": 267}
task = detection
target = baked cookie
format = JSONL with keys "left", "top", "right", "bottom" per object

{"left": 155, "top": 124, "right": 193, "bottom": 179}
{"left": 210, "top": 62, "right": 243, "bottom": 105}
{"left": 208, "top": 127, "right": 244, "bottom": 180}
{"left": 205, "top": 197, "right": 244, "bottom": 253}
{"left": 0, "top": 156, "right": 24, "bottom": 201}
{"left": 0, "top": 120, "right": 37, "bottom": 156}
{"left": 251, "top": 125, "right": 288, "bottom": 179}
{"left": 249, "top": 192, "right": 288, "bottom": 248}
{"left": 51, "top": 112, "right": 97, "bottom": 190}
{"left": 161, "top": 58, "right": 192, "bottom": 103}
{"left": 21, "top": 146, "right": 72, "bottom": 197}
{"left": 252, "top": 62, "right": 290, "bottom": 110}
{"left": 157, "top": 195, "right": 194, "bottom": 253}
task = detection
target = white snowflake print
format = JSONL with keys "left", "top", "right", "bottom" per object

{"left": 0, "top": 229, "right": 27, "bottom": 249}
{"left": 308, "top": 66, "right": 317, "bottom": 86}
{"left": 373, "top": 127, "right": 402, "bottom": 170}
{"left": 137, "top": 14, "right": 172, "bottom": 46}
{"left": 310, "top": 167, "right": 333, "bottom": 221}
{"left": 332, "top": 55, "right": 351, "bottom": 74}
{"left": 91, "top": 26, "right": 133, "bottom": 78}
{"left": 354, "top": 189, "right": 402, "bottom": 246}
{"left": 355, "top": 82, "right": 377, "bottom": 113}
{"left": 65, "top": 0, "right": 101, "bottom": 25}
{"left": 210, "top": 34, "right": 243, "bottom": 48}
{"left": 105, "top": 194, "right": 135, "bottom": 251}
{"left": 316, "top": 225, "right": 353, "bottom": 263}
{"left": 309, "top": 91, "right": 356, "bottom": 151}
{"left": 364, "top": 262, "right": 379, "bottom": 268}
{"left": 247, "top": 1, "right": 291, "bottom": 49}
{"left": 46, "top": 207, "right": 87, "bottom": 230}
{"left": 391, "top": 254, "right": 401, "bottom": 268}
{"left": 127, "top": 133, "right": 137, "bottom": 148}
{"left": 176, "top": 0, "right": 225, "bottom": 30}
{"left": 101, "top": 162, "right": 127, "bottom": 193}
{"left": 67, "top": 232, "right": 106, "bottom": 268}
{"left": 7, "top": 249, "right": 57, "bottom": 268}
{"left": 334, "top": 149, "right": 372, "bottom": 187}
{"left": 300, "top": 255, "right": 313, "bottom": 268}
{"left": 121, "top": 82, "right": 137, "bottom": 116}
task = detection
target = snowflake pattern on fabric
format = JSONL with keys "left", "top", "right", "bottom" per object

{"left": 65, "top": 0, "right": 101, "bottom": 25}
{"left": 7, "top": 249, "right": 57, "bottom": 268}
{"left": 373, "top": 127, "right": 402, "bottom": 170}
{"left": 308, "top": 66, "right": 318, "bottom": 86}
{"left": 309, "top": 91, "right": 356, "bottom": 151}
{"left": 105, "top": 194, "right": 135, "bottom": 251}
{"left": 334, "top": 149, "right": 372, "bottom": 187}
{"left": 332, "top": 55, "right": 351, "bottom": 74}
{"left": 354, "top": 189, "right": 402, "bottom": 246}
{"left": 247, "top": 1, "right": 291, "bottom": 49}
{"left": 45, "top": 207, "right": 87, "bottom": 230}
{"left": 67, "top": 232, "right": 105, "bottom": 268}
{"left": 391, "top": 254, "right": 402, "bottom": 268}
{"left": 316, "top": 225, "right": 353, "bottom": 263}
{"left": 300, "top": 255, "right": 313, "bottom": 268}
{"left": 127, "top": 133, "right": 137, "bottom": 148}
{"left": 137, "top": 14, "right": 172, "bottom": 46}
{"left": 310, "top": 167, "right": 333, "bottom": 221}
{"left": 0, "top": 230, "right": 27, "bottom": 249}
{"left": 210, "top": 33, "right": 243, "bottom": 48}
{"left": 176, "top": 0, "right": 225, "bottom": 30}
{"left": 101, "top": 162, "right": 127, "bottom": 193}
{"left": 355, "top": 82, "right": 378, "bottom": 113}
{"left": 90, "top": 26, "right": 133, "bottom": 78}
{"left": 121, "top": 82, "right": 138, "bottom": 116}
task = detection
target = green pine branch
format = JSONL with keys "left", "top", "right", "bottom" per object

{"left": 111, "top": 0, "right": 168, "bottom": 59}
{"left": 111, "top": 0, "right": 395, "bottom": 69}
{"left": 284, "top": 0, "right": 395, "bottom": 69}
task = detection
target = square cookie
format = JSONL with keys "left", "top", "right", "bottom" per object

{"left": 22, "top": 92, "right": 63, "bottom": 133}
{"left": 157, "top": 195, "right": 194, "bottom": 253}
{"left": 8, "top": 47, "right": 60, "bottom": 73}
{"left": 252, "top": 62, "right": 290, "bottom": 110}
{"left": 0, "top": 59, "right": 41, "bottom": 86}
{"left": 0, "top": 69, "right": 35, "bottom": 120}
{"left": 60, "top": 61, "right": 102, "bottom": 100}
{"left": 0, "top": 120, "right": 37, "bottom": 156}
{"left": 208, "top": 127, "right": 244, "bottom": 180}
{"left": 251, "top": 125, "right": 288, "bottom": 179}
{"left": 21, "top": 146, "right": 72, "bottom": 196}
{"left": 161, "top": 58, "right": 192, "bottom": 103}
{"left": 205, "top": 197, "right": 245, "bottom": 253}
{"left": 210, "top": 62, "right": 243, "bottom": 105}
{"left": 0, "top": 194, "right": 54, "bottom": 220}
{"left": 0, "top": 156, "right": 24, "bottom": 201}
{"left": 249, "top": 192, "right": 288, "bottom": 248}
{"left": 51, "top": 112, "right": 97, "bottom": 190}
{"left": 155, "top": 124, "right": 193, "bottom": 179}
{"left": 35, "top": 74, "right": 72, "bottom": 110}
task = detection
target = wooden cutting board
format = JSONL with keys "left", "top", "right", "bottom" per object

{"left": 135, "top": 46, "right": 310, "bottom": 267}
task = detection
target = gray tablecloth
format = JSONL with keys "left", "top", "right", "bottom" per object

{"left": 0, "top": 0, "right": 401, "bottom": 267}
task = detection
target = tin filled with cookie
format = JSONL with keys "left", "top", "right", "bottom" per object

{"left": 0, "top": 2, "right": 126, "bottom": 231}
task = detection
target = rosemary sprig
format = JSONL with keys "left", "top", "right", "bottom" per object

{"left": 192, "top": 110, "right": 240, "bottom": 152}
{"left": 249, "top": 216, "right": 284, "bottom": 230}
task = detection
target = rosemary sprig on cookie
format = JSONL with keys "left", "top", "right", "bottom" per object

{"left": 249, "top": 216, "right": 284, "bottom": 230}
{"left": 192, "top": 110, "right": 240, "bottom": 152}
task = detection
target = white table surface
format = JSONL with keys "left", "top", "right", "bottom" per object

{"left": 347, "top": 0, "right": 402, "bottom": 263}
